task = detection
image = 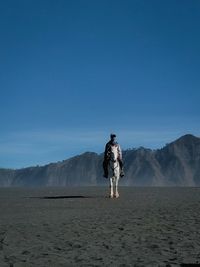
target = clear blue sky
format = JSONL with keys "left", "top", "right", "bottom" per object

{"left": 0, "top": 0, "right": 200, "bottom": 168}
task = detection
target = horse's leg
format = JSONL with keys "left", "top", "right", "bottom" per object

{"left": 109, "top": 178, "right": 114, "bottom": 198}
{"left": 112, "top": 177, "right": 116, "bottom": 197}
{"left": 115, "top": 179, "right": 119, "bottom": 198}
{"left": 115, "top": 170, "right": 120, "bottom": 198}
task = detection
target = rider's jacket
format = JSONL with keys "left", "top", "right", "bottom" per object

{"left": 104, "top": 140, "right": 122, "bottom": 160}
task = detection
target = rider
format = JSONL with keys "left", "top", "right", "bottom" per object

{"left": 103, "top": 133, "right": 125, "bottom": 178}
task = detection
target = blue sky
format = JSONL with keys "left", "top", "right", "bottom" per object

{"left": 0, "top": 0, "right": 200, "bottom": 168}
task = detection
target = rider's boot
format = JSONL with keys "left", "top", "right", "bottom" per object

{"left": 120, "top": 168, "right": 125, "bottom": 177}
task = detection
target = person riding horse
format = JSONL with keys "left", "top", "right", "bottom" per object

{"left": 103, "top": 133, "right": 125, "bottom": 178}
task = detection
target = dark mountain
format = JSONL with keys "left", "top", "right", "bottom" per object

{"left": 155, "top": 134, "right": 200, "bottom": 186}
{"left": 0, "top": 134, "right": 200, "bottom": 187}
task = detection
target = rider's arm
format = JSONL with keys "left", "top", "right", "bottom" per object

{"left": 104, "top": 143, "right": 109, "bottom": 159}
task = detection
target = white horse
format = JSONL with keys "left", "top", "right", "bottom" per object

{"left": 108, "top": 144, "right": 120, "bottom": 198}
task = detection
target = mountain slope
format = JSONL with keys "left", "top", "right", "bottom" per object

{"left": 0, "top": 134, "right": 200, "bottom": 187}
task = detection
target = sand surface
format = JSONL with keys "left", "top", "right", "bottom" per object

{"left": 0, "top": 186, "right": 200, "bottom": 267}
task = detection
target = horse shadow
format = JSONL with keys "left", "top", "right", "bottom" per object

{"left": 29, "top": 195, "right": 105, "bottom": 199}
{"left": 40, "top": 195, "right": 89, "bottom": 199}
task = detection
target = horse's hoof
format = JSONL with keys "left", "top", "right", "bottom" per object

{"left": 115, "top": 194, "right": 119, "bottom": 198}
{"left": 109, "top": 195, "right": 114, "bottom": 198}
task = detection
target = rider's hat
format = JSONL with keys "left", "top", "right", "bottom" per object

{"left": 110, "top": 133, "right": 116, "bottom": 138}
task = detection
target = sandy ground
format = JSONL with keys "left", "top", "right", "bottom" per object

{"left": 0, "top": 186, "right": 200, "bottom": 267}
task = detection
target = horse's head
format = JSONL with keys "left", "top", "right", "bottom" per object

{"left": 109, "top": 144, "right": 120, "bottom": 178}
{"left": 110, "top": 145, "right": 118, "bottom": 164}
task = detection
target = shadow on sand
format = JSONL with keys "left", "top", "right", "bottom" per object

{"left": 40, "top": 195, "right": 90, "bottom": 199}
{"left": 28, "top": 195, "right": 104, "bottom": 199}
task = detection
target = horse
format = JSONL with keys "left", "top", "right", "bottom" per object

{"left": 108, "top": 144, "right": 120, "bottom": 198}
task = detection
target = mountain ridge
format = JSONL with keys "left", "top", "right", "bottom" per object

{"left": 0, "top": 134, "right": 199, "bottom": 187}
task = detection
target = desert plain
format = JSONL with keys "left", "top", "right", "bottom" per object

{"left": 0, "top": 186, "right": 200, "bottom": 267}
